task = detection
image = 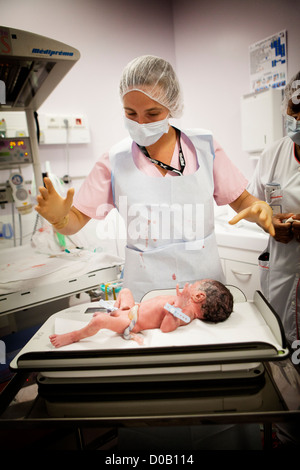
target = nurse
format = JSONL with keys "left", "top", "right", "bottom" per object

{"left": 247, "top": 72, "right": 300, "bottom": 345}
{"left": 35, "top": 55, "right": 274, "bottom": 301}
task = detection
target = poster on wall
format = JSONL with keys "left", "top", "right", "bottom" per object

{"left": 249, "top": 30, "right": 287, "bottom": 92}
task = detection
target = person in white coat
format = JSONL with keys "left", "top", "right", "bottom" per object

{"left": 247, "top": 72, "right": 300, "bottom": 346}
{"left": 248, "top": 73, "right": 300, "bottom": 449}
{"left": 35, "top": 55, "right": 274, "bottom": 301}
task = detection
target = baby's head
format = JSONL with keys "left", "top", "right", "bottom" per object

{"left": 192, "top": 279, "right": 233, "bottom": 323}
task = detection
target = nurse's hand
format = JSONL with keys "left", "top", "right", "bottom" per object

{"left": 291, "top": 214, "right": 300, "bottom": 243}
{"left": 229, "top": 200, "right": 275, "bottom": 237}
{"left": 272, "top": 213, "right": 294, "bottom": 244}
{"left": 35, "top": 177, "right": 74, "bottom": 228}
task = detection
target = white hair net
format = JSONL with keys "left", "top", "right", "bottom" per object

{"left": 281, "top": 71, "right": 300, "bottom": 114}
{"left": 119, "top": 55, "right": 183, "bottom": 118}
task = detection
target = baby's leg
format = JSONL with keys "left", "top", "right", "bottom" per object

{"left": 50, "top": 313, "right": 110, "bottom": 348}
{"left": 50, "top": 311, "right": 131, "bottom": 348}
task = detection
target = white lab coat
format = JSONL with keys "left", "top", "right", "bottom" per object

{"left": 109, "top": 128, "right": 225, "bottom": 301}
{"left": 247, "top": 136, "right": 300, "bottom": 344}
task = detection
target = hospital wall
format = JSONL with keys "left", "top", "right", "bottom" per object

{"left": 0, "top": 0, "right": 176, "bottom": 188}
{"left": 1, "top": 0, "right": 300, "bottom": 187}
{"left": 173, "top": 0, "right": 300, "bottom": 179}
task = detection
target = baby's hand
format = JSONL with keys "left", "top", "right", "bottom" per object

{"left": 175, "top": 283, "right": 190, "bottom": 308}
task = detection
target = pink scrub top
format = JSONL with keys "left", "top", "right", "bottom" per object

{"left": 73, "top": 130, "right": 247, "bottom": 219}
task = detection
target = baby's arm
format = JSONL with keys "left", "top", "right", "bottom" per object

{"left": 159, "top": 313, "right": 181, "bottom": 333}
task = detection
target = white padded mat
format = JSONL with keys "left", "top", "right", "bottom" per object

{"left": 52, "top": 301, "right": 282, "bottom": 351}
{"left": 12, "top": 299, "right": 283, "bottom": 358}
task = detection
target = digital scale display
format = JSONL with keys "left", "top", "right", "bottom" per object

{"left": 0, "top": 137, "right": 33, "bottom": 168}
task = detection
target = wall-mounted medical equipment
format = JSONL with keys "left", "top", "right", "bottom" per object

{"left": 0, "top": 137, "right": 34, "bottom": 215}
{"left": 0, "top": 137, "right": 33, "bottom": 168}
{"left": 0, "top": 25, "right": 80, "bottom": 188}
{"left": 38, "top": 113, "right": 90, "bottom": 144}
{"left": 241, "top": 88, "right": 283, "bottom": 155}
{"left": 0, "top": 111, "right": 90, "bottom": 145}
{"left": 8, "top": 171, "right": 32, "bottom": 214}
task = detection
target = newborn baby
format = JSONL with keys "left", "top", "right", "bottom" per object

{"left": 50, "top": 279, "right": 233, "bottom": 348}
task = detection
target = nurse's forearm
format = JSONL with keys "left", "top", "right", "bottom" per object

{"left": 52, "top": 206, "right": 91, "bottom": 235}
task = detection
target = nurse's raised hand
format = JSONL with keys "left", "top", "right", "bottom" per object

{"left": 228, "top": 200, "right": 275, "bottom": 237}
{"left": 35, "top": 177, "right": 74, "bottom": 229}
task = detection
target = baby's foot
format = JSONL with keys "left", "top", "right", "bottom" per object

{"left": 49, "top": 333, "right": 74, "bottom": 348}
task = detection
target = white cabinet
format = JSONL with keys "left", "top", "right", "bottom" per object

{"left": 217, "top": 245, "right": 263, "bottom": 301}
{"left": 215, "top": 221, "right": 268, "bottom": 301}
{"left": 241, "top": 88, "right": 283, "bottom": 154}
{"left": 223, "top": 259, "right": 261, "bottom": 301}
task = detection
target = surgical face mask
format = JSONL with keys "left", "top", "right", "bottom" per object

{"left": 124, "top": 116, "right": 169, "bottom": 146}
{"left": 285, "top": 114, "right": 300, "bottom": 145}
